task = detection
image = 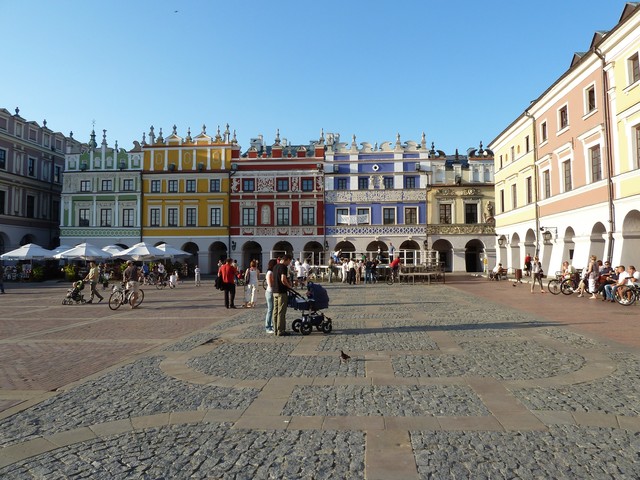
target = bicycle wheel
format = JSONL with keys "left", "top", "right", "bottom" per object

{"left": 129, "top": 289, "right": 145, "bottom": 308}
{"left": 614, "top": 285, "right": 636, "bottom": 306}
{"left": 386, "top": 274, "right": 395, "bottom": 285}
{"left": 560, "top": 279, "right": 574, "bottom": 295}
{"left": 108, "top": 291, "right": 123, "bottom": 310}
{"left": 156, "top": 279, "right": 166, "bottom": 290}
{"left": 547, "top": 279, "right": 561, "bottom": 295}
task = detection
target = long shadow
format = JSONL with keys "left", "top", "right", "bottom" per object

{"left": 323, "top": 321, "right": 567, "bottom": 335}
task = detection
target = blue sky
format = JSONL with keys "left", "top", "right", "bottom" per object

{"left": 0, "top": 0, "right": 625, "bottom": 154}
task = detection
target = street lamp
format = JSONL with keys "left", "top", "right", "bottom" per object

{"left": 540, "top": 226, "right": 557, "bottom": 244}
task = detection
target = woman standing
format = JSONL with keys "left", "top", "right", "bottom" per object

{"left": 530, "top": 256, "right": 546, "bottom": 293}
{"left": 244, "top": 260, "right": 259, "bottom": 308}
{"left": 264, "top": 259, "right": 277, "bottom": 334}
{"left": 586, "top": 255, "right": 599, "bottom": 299}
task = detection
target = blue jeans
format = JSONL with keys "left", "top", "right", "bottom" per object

{"left": 265, "top": 289, "right": 274, "bottom": 331}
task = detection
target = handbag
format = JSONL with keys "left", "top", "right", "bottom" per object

{"left": 215, "top": 275, "right": 223, "bottom": 290}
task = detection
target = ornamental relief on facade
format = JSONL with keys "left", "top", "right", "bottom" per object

{"left": 327, "top": 225, "right": 425, "bottom": 236}
{"left": 325, "top": 189, "right": 425, "bottom": 203}
{"left": 241, "top": 227, "right": 318, "bottom": 236}
{"left": 291, "top": 177, "right": 300, "bottom": 192}
{"left": 256, "top": 177, "right": 274, "bottom": 192}
{"left": 426, "top": 224, "right": 495, "bottom": 235}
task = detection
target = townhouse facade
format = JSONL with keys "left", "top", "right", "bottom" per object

{"left": 0, "top": 107, "right": 80, "bottom": 253}
{"left": 490, "top": 2, "right": 640, "bottom": 274}
{"left": 60, "top": 129, "right": 142, "bottom": 248}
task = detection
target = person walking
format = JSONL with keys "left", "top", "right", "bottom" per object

{"left": 83, "top": 261, "right": 104, "bottom": 303}
{"left": 218, "top": 258, "right": 238, "bottom": 309}
{"left": 194, "top": 265, "right": 201, "bottom": 286}
{"left": 530, "top": 256, "right": 546, "bottom": 293}
{"left": 244, "top": 260, "right": 259, "bottom": 307}
{"left": 122, "top": 261, "right": 140, "bottom": 308}
{"left": 272, "top": 254, "right": 293, "bottom": 336}
{"left": 264, "top": 259, "right": 277, "bottom": 334}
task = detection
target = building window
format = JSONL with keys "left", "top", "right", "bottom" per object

{"left": 276, "top": 179, "right": 289, "bottom": 192}
{"left": 243, "top": 179, "right": 255, "bottom": 192}
{"left": 26, "top": 195, "right": 35, "bottom": 218}
{"left": 122, "top": 179, "right": 133, "bottom": 191}
{"left": 585, "top": 85, "right": 596, "bottom": 113}
{"left": 53, "top": 166, "right": 61, "bottom": 183}
{"left": 100, "top": 209, "right": 112, "bottom": 227}
{"left": 439, "top": 204, "right": 452, "bottom": 224}
{"left": 210, "top": 208, "right": 221, "bottom": 226}
{"left": 150, "top": 208, "right": 160, "bottom": 226}
{"left": 301, "top": 207, "right": 315, "bottom": 225}
{"left": 79, "top": 208, "right": 90, "bottom": 227}
{"left": 526, "top": 176, "right": 533, "bottom": 204}
{"left": 151, "top": 180, "right": 161, "bottom": 193}
{"left": 80, "top": 180, "right": 91, "bottom": 192}
{"left": 405, "top": 207, "right": 417, "bottom": 224}
{"left": 336, "top": 208, "right": 348, "bottom": 225}
{"left": 543, "top": 170, "right": 551, "bottom": 199}
{"left": 383, "top": 177, "right": 394, "bottom": 189}
{"left": 301, "top": 179, "right": 313, "bottom": 191}
{"left": 511, "top": 184, "right": 517, "bottom": 209}
{"left": 277, "top": 207, "right": 290, "bottom": 226}
{"left": 336, "top": 178, "right": 347, "bottom": 190}
{"left": 404, "top": 176, "right": 416, "bottom": 189}
{"left": 186, "top": 207, "right": 196, "bottom": 226}
{"left": 186, "top": 179, "right": 196, "bottom": 193}
{"left": 28, "top": 157, "right": 36, "bottom": 176}
{"left": 464, "top": 203, "right": 478, "bottom": 224}
{"left": 563, "top": 160, "right": 572, "bottom": 192}
{"left": 52, "top": 200, "right": 59, "bottom": 222}
{"left": 499, "top": 189, "right": 505, "bottom": 213}
{"left": 0, "top": 149, "right": 6, "bottom": 169}
{"left": 29, "top": 128, "right": 37, "bottom": 142}
{"left": 122, "top": 208, "right": 134, "bottom": 227}
{"left": 559, "top": 106, "right": 569, "bottom": 130}
{"left": 358, "top": 177, "right": 369, "bottom": 190}
{"left": 0, "top": 190, "right": 5, "bottom": 215}
{"left": 15, "top": 123, "right": 23, "bottom": 138}
{"left": 382, "top": 208, "right": 395, "bottom": 225}
{"left": 510, "top": 146, "right": 515, "bottom": 162}
{"left": 636, "top": 126, "right": 640, "bottom": 168}
{"left": 242, "top": 208, "right": 255, "bottom": 226}
{"left": 541, "top": 121, "right": 548, "bottom": 142}
{"left": 590, "top": 145, "right": 602, "bottom": 182}
{"left": 209, "top": 179, "right": 221, "bottom": 192}
{"left": 629, "top": 53, "right": 640, "bottom": 85}
{"left": 101, "top": 179, "right": 112, "bottom": 191}
{"left": 356, "top": 208, "right": 370, "bottom": 225}
{"left": 525, "top": 136, "right": 530, "bottom": 153}
{"left": 168, "top": 180, "right": 178, "bottom": 193}
{"left": 168, "top": 208, "right": 178, "bottom": 226}
{"left": 44, "top": 134, "right": 50, "bottom": 147}
{"left": 499, "top": 155, "right": 503, "bottom": 169}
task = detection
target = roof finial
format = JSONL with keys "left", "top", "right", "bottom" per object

{"left": 43, "top": 119, "right": 47, "bottom": 128}
{"left": 185, "top": 127, "right": 192, "bottom": 142}
{"left": 275, "top": 129, "right": 281, "bottom": 145}
{"left": 215, "top": 125, "right": 222, "bottom": 142}
{"left": 232, "top": 129, "right": 237, "bottom": 144}
{"left": 421, "top": 131, "right": 426, "bottom": 149}
{"left": 319, "top": 128, "right": 325, "bottom": 145}
{"left": 202, "top": 124, "right": 207, "bottom": 134}
{"left": 14, "top": 107, "right": 19, "bottom": 116}
{"left": 172, "top": 124, "right": 177, "bottom": 135}
{"left": 102, "top": 129, "right": 107, "bottom": 146}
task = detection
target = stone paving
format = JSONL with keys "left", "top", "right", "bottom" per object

{"left": 0, "top": 277, "right": 639, "bottom": 478}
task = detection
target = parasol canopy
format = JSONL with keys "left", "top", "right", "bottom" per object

{"left": 113, "top": 242, "right": 172, "bottom": 261}
{"left": 54, "top": 243, "right": 113, "bottom": 261}
{"left": 0, "top": 243, "right": 55, "bottom": 261}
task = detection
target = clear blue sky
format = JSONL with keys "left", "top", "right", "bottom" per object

{"left": 0, "top": 0, "right": 625, "bottom": 154}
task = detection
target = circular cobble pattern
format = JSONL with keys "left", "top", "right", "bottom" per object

{"left": 162, "top": 333, "right": 219, "bottom": 351}
{"left": 282, "top": 385, "right": 490, "bottom": 417}
{"left": 383, "top": 319, "right": 521, "bottom": 338}
{"left": 537, "top": 328, "right": 609, "bottom": 349}
{"left": 0, "top": 358, "right": 259, "bottom": 448}
{"left": 0, "top": 424, "right": 365, "bottom": 480}
{"left": 411, "top": 426, "right": 640, "bottom": 479}
{"left": 317, "top": 330, "right": 438, "bottom": 351}
{"left": 515, "top": 352, "right": 640, "bottom": 416}
{"left": 188, "top": 343, "right": 366, "bottom": 379}
{"left": 392, "top": 341, "right": 585, "bottom": 380}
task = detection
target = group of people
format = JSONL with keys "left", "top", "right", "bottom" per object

{"left": 561, "top": 256, "right": 640, "bottom": 301}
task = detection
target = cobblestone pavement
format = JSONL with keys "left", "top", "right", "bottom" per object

{"left": 1, "top": 277, "right": 640, "bottom": 479}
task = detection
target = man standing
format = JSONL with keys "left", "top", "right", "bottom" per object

{"left": 122, "top": 261, "right": 140, "bottom": 308}
{"left": 389, "top": 243, "right": 396, "bottom": 260}
{"left": 272, "top": 254, "right": 293, "bottom": 336}
{"left": 218, "top": 258, "right": 238, "bottom": 308}
{"left": 84, "top": 261, "right": 104, "bottom": 303}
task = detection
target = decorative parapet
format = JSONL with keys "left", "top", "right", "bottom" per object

{"left": 327, "top": 225, "right": 425, "bottom": 236}
{"left": 60, "top": 227, "right": 141, "bottom": 237}
{"left": 427, "top": 224, "right": 495, "bottom": 235}
{"left": 325, "top": 189, "right": 426, "bottom": 203}
{"left": 239, "top": 227, "right": 319, "bottom": 236}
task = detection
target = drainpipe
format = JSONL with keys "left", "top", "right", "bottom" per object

{"left": 524, "top": 110, "right": 540, "bottom": 256}
{"left": 139, "top": 170, "right": 143, "bottom": 242}
{"left": 595, "top": 48, "right": 615, "bottom": 262}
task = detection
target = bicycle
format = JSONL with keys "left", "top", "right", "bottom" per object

{"left": 614, "top": 283, "right": 640, "bottom": 306}
{"left": 387, "top": 268, "right": 400, "bottom": 285}
{"left": 108, "top": 282, "right": 145, "bottom": 310}
{"left": 547, "top": 272, "right": 563, "bottom": 295}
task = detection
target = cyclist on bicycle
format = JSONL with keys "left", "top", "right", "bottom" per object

{"left": 156, "top": 262, "right": 166, "bottom": 282}
{"left": 123, "top": 260, "right": 140, "bottom": 308}
{"left": 390, "top": 256, "right": 402, "bottom": 279}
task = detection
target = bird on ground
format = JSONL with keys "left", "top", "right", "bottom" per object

{"left": 340, "top": 350, "right": 351, "bottom": 363}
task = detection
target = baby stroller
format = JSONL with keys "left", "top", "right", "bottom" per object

{"left": 62, "top": 280, "right": 86, "bottom": 305}
{"left": 289, "top": 282, "right": 332, "bottom": 335}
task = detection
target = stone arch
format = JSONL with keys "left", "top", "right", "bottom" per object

{"left": 562, "top": 227, "right": 576, "bottom": 262}
{"left": 432, "top": 238, "right": 453, "bottom": 272}
{"left": 240, "top": 240, "right": 263, "bottom": 271}
{"left": 620, "top": 209, "right": 640, "bottom": 267}
{"left": 20, "top": 234, "right": 36, "bottom": 246}
{"left": 272, "top": 241, "right": 294, "bottom": 259}
{"left": 509, "top": 233, "right": 521, "bottom": 272}
{"left": 590, "top": 222, "right": 607, "bottom": 262}
{"left": 302, "top": 240, "right": 323, "bottom": 266}
{"left": 399, "top": 239, "right": 421, "bottom": 265}
{"left": 209, "top": 241, "right": 228, "bottom": 274}
{"left": 465, "top": 239, "right": 485, "bottom": 273}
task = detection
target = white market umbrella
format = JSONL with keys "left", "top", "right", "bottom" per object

{"left": 102, "top": 245, "right": 124, "bottom": 256}
{"left": 113, "top": 242, "right": 171, "bottom": 261}
{"left": 54, "top": 243, "right": 113, "bottom": 261}
{"left": 155, "top": 243, "right": 191, "bottom": 259}
{"left": 50, "top": 245, "right": 73, "bottom": 256}
{"left": 1, "top": 243, "right": 55, "bottom": 261}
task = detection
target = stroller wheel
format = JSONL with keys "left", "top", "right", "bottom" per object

{"left": 300, "top": 323, "right": 312, "bottom": 335}
{"left": 62, "top": 299, "right": 69, "bottom": 305}
{"left": 292, "top": 319, "right": 302, "bottom": 333}
{"left": 316, "top": 325, "right": 323, "bottom": 332}
{"left": 321, "top": 321, "right": 333, "bottom": 334}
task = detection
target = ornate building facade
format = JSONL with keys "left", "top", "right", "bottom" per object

{"left": 60, "top": 129, "right": 142, "bottom": 248}
{"left": 0, "top": 107, "right": 80, "bottom": 253}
